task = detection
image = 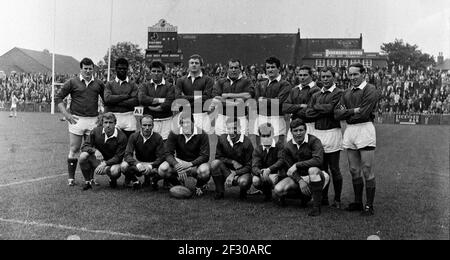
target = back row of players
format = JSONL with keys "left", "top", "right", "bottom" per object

{"left": 56, "top": 55, "right": 380, "bottom": 217}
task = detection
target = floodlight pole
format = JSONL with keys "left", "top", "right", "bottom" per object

{"left": 51, "top": 0, "right": 56, "bottom": 114}
{"left": 107, "top": 0, "right": 114, "bottom": 82}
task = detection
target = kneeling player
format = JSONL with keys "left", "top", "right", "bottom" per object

{"left": 159, "top": 113, "right": 211, "bottom": 196}
{"left": 79, "top": 112, "right": 128, "bottom": 190}
{"left": 211, "top": 118, "right": 254, "bottom": 200}
{"left": 273, "top": 119, "right": 329, "bottom": 216}
{"left": 251, "top": 123, "right": 285, "bottom": 202}
{"left": 121, "top": 115, "right": 164, "bottom": 190}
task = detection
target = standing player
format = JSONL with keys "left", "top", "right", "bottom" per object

{"left": 283, "top": 65, "right": 320, "bottom": 138}
{"left": 304, "top": 67, "right": 344, "bottom": 208}
{"left": 253, "top": 57, "right": 291, "bottom": 144}
{"left": 175, "top": 54, "right": 214, "bottom": 133}
{"left": 211, "top": 58, "right": 254, "bottom": 136}
{"left": 104, "top": 58, "right": 139, "bottom": 138}
{"left": 56, "top": 58, "right": 105, "bottom": 186}
{"left": 159, "top": 113, "right": 211, "bottom": 196}
{"left": 211, "top": 119, "right": 254, "bottom": 200}
{"left": 273, "top": 119, "right": 329, "bottom": 217}
{"left": 335, "top": 63, "right": 380, "bottom": 216}
{"left": 79, "top": 113, "right": 127, "bottom": 190}
{"left": 9, "top": 90, "right": 18, "bottom": 118}
{"left": 121, "top": 115, "right": 165, "bottom": 189}
{"left": 251, "top": 123, "right": 285, "bottom": 202}
{"left": 139, "top": 61, "right": 175, "bottom": 140}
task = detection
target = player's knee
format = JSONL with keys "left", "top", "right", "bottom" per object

{"left": 109, "top": 165, "right": 122, "bottom": 179}
{"left": 120, "top": 161, "right": 129, "bottom": 173}
{"left": 197, "top": 164, "right": 210, "bottom": 180}
{"left": 349, "top": 166, "right": 360, "bottom": 175}
{"left": 252, "top": 176, "right": 262, "bottom": 188}
{"left": 308, "top": 167, "right": 321, "bottom": 176}
{"left": 158, "top": 162, "right": 171, "bottom": 178}
{"left": 273, "top": 183, "right": 285, "bottom": 196}
{"left": 210, "top": 160, "right": 222, "bottom": 171}
{"left": 79, "top": 152, "right": 90, "bottom": 163}
{"left": 238, "top": 176, "right": 251, "bottom": 188}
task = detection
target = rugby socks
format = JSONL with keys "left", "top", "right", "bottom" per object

{"left": 212, "top": 175, "right": 225, "bottom": 193}
{"left": 352, "top": 177, "right": 364, "bottom": 204}
{"left": 67, "top": 158, "right": 78, "bottom": 180}
{"left": 321, "top": 182, "right": 330, "bottom": 204}
{"left": 365, "top": 178, "right": 376, "bottom": 206}
{"left": 309, "top": 178, "right": 324, "bottom": 216}
{"left": 333, "top": 178, "right": 343, "bottom": 202}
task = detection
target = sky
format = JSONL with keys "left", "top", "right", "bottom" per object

{"left": 1, "top": 0, "right": 449, "bottom": 63}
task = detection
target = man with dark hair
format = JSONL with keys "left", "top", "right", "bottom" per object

{"left": 304, "top": 66, "right": 344, "bottom": 208}
{"left": 283, "top": 65, "right": 320, "bottom": 139}
{"left": 253, "top": 56, "right": 291, "bottom": 143}
{"left": 335, "top": 63, "right": 380, "bottom": 216}
{"left": 274, "top": 119, "right": 329, "bottom": 216}
{"left": 139, "top": 61, "right": 175, "bottom": 140}
{"left": 56, "top": 57, "right": 105, "bottom": 187}
{"left": 175, "top": 54, "right": 214, "bottom": 133}
{"left": 251, "top": 123, "right": 285, "bottom": 201}
{"left": 211, "top": 58, "right": 255, "bottom": 136}
{"left": 159, "top": 112, "right": 211, "bottom": 196}
{"left": 121, "top": 115, "right": 165, "bottom": 190}
{"left": 79, "top": 112, "right": 127, "bottom": 190}
{"left": 211, "top": 118, "right": 254, "bottom": 200}
{"left": 104, "top": 58, "right": 139, "bottom": 138}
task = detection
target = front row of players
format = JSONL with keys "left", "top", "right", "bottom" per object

{"left": 81, "top": 111, "right": 338, "bottom": 217}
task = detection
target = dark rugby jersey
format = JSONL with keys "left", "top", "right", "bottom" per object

{"left": 254, "top": 77, "right": 291, "bottom": 117}
{"left": 81, "top": 126, "right": 128, "bottom": 166}
{"left": 215, "top": 135, "right": 254, "bottom": 176}
{"left": 175, "top": 74, "right": 214, "bottom": 113}
{"left": 56, "top": 76, "right": 105, "bottom": 117}
{"left": 283, "top": 82, "right": 321, "bottom": 122}
{"left": 283, "top": 134, "right": 324, "bottom": 182}
{"left": 104, "top": 79, "right": 139, "bottom": 113}
{"left": 252, "top": 141, "right": 285, "bottom": 176}
{"left": 164, "top": 128, "right": 210, "bottom": 167}
{"left": 304, "top": 85, "right": 344, "bottom": 130}
{"left": 124, "top": 131, "right": 165, "bottom": 169}
{"left": 334, "top": 81, "right": 381, "bottom": 124}
{"left": 211, "top": 77, "right": 255, "bottom": 117}
{"left": 139, "top": 80, "right": 175, "bottom": 119}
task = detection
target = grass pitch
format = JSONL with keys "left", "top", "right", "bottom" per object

{"left": 0, "top": 112, "right": 448, "bottom": 240}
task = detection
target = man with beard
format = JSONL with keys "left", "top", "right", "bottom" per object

{"left": 335, "top": 63, "right": 380, "bottom": 216}
{"left": 304, "top": 66, "right": 344, "bottom": 208}
{"left": 79, "top": 113, "right": 127, "bottom": 190}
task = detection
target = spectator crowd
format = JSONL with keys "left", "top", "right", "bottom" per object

{"left": 1, "top": 63, "right": 450, "bottom": 114}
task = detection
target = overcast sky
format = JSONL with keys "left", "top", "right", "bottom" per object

{"left": 1, "top": 0, "right": 449, "bottom": 63}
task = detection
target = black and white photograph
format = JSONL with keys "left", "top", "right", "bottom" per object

{"left": 0, "top": 0, "right": 448, "bottom": 243}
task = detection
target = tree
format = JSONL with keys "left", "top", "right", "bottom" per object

{"left": 381, "top": 39, "right": 435, "bottom": 70}
{"left": 100, "top": 42, "right": 146, "bottom": 80}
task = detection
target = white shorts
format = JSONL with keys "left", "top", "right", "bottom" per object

{"left": 215, "top": 114, "right": 248, "bottom": 136}
{"left": 286, "top": 121, "right": 315, "bottom": 141}
{"left": 300, "top": 170, "right": 330, "bottom": 189}
{"left": 193, "top": 112, "right": 213, "bottom": 134}
{"left": 343, "top": 122, "right": 376, "bottom": 150}
{"left": 153, "top": 116, "right": 173, "bottom": 140}
{"left": 68, "top": 116, "right": 97, "bottom": 136}
{"left": 11, "top": 104, "right": 17, "bottom": 109}
{"left": 314, "top": 128, "right": 343, "bottom": 153}
{"left": 114, "top": 112, "right": 137, "bottom": 131}
{"left": 253, "top": 115, "right": 287, "bottom": 136}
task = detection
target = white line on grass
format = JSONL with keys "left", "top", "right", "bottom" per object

{"left": 0, "top": 174, "right": 66, "bottom": 188}
{"left": 0, "top": 217, "right": 162, "bottom": 240}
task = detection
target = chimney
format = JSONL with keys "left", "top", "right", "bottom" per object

{"left": 437, "top": 52, "right": 444, "bottom": 64}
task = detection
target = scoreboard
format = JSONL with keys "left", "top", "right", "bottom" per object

{"left": 146, "top": 19, "right": 183, "bottom": 63}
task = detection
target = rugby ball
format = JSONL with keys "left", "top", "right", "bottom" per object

{"left": 169, "top": 185, "right": 193, "bottom": 199}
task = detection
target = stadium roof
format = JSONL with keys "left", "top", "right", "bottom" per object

{"left": 0, "top": 47, "right": 79, "bottom": 75}
{"left": 178, "top": 33, "right": 299, "bottom": 65}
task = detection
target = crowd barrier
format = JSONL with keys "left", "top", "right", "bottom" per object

{"left": 1, "top": 102, "right": 449, "bottom": 125}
